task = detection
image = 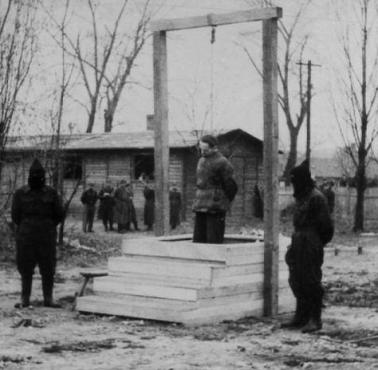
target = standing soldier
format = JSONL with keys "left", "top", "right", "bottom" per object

{"left": 283, "top": 160, "right": 334, "bottom": 333}
{"left": 322, "top": 181, "right": 336, "bottom": 215}
{"left": 11, "top": 158, "right": 64, "bottom": 308}
{"left": 98, "top": 180, "right": 115, "bottom": 232}
{"left": 80, "top": 183, "right": 98, "bottom": 233}
{"left": 192, "top": 135, "right": 237, "bottom": 243}
{"left": 142, "top": 178, "right": 155, "bottom": 231}
{"left": 169, "top": 183, "right": 182, "bottom": 229}
{"left": 126, "top": 183, "right": 139, "bottom": 231}
{"left": 114, "top": 180, "right": 131, "bottom": 233}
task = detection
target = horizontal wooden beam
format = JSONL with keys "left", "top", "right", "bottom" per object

{"left": 151, "top": 7, "right": 282, "bottom": 32}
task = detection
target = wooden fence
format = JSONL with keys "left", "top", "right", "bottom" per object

{"left": 279, "top": 186, "right": 378, "bottom": 229}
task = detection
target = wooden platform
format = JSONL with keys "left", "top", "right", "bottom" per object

{"left": 76, "top": 234, "right": 295, "bottom": 325}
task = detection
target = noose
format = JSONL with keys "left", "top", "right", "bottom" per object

{"left": 209, "top": 25, "right": 216, "bottom": 131}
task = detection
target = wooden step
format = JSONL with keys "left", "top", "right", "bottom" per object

{"left": 76, "top": 293, "right": 293, "bottom": 326}
{"left": 122, "top": 235, "right": 290, "bottom": 266}
{"left": 93, "top": 274, "right": 291, "bottom": 301}
{"left": 107, "top": 256, "right": 217, "bottom": 281}
{"left": 106, "top": 271, "right": 209, "bottom": 288}
{"left": 76, "top": 295, "right": 184, "bottom": 323}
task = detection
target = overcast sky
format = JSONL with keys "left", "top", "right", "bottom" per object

{"left": 19, "top": 0, "right": 378, "bottom": 158}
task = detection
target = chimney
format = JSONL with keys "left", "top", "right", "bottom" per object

{"left": 146, "top": 114, "right": 154, "bottom": 131}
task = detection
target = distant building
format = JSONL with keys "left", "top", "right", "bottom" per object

{"left": 1, "top": 128, "right": 265, "bottom": 226}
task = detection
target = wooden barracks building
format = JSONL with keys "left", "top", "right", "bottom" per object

{"left": 2, "top": 128, "right": 264, "bottom": 226}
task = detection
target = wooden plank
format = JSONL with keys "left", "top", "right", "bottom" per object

{"left": 211, "top": 272, "right": 289, "bottom": 288}
{"left": 107, "top": 256, "right": 214, "bottom": 280}
{"left": 76, "top": 295, "right": 184, "bottom": 323}
{"left": 85, "top": 291, "right": 196, "bottom": 309}
{"left": 262, "top": 17, "right": 279, "bottom": 317}
{"left": 122, "top": 237, "right": 229, "bottom": 262}
{"left": 181, "top": 300, "right": 264, "bottom": 326}
{"left": 153, "top": 31, "right": 170, "bottom": 236}
{"left": 121, "top": 236, "right": 289, "bottom": 264}
{"left": 77, "top": 292, "right": 293, "bottom": 325}
{"left": 201, "top": 276, "right": 289, "bottom": 297}
{"left": 197, "top": 292, "right": 262, "bottom": 308}
{"left": 151, "top": 7, "right": 282, "bottom": 32}
{"left": 108, "top": 271, "right": 209, "bottom": 288}
{"left": 94, "top": 276, "right": 198, "bottom": 301}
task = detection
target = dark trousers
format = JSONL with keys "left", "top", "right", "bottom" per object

{"left": 193, "top": 212, "right": 226, "bottom": 243}
{"left": 286, "top": 240, "right": 324, "bottom": 321}
{"left": 83, "top": 206, "right": 95, "bottom": 232}
{"left": 16, "top": 242, "right": 56, "bottom": 302}
{"left": 102, "top": 207, "right": 114, "bottom": 231}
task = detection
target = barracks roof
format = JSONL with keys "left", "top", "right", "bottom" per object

{"left": 6, "top": 129, "right": 262, "bottom": 151}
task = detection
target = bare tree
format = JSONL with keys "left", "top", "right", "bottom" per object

{"left": 242, "top": 0, "right": 311, "bottom": 183}
{"left": 53, "top": 0, "right": 128, "bottom": 133}
{"left": 39, "top": 0, "right": 82, "bottom": 245}
{"left": 104, "top": 0, "right": 152, "bottom": 132}
{"left": 0, "top": 0, "right": 37, "bottom": 177}
{"left": 333, "top": 0, "right": 378, "bottom": 231}
{"left": 334, "top": 145, "right": 358, "bottom": 181}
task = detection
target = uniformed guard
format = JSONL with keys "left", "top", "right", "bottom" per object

{"left": 11, "top": 158, "right": 64, "bottom": 308}
{"left": 169, "top": 184, "right": 182, "bottom": 229}
{"left": 98, "top": 180, "right": 115, "bottom": 232}
{"left": 80, "top": 182, "right": 98, "bottom": 232}
{"left": 283, "top": 160, "right": 334, "bottom": 332}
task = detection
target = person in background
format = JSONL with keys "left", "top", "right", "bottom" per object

{"left": 80, "top": 182, "right": 98, "bottom": 233}
{"left": 11, "top": 158, "right": 64, "bottom": 308}
{"left": 142, "top": 177, "right": 155, "bottom": 231}
{"left": 114, "top": 179, "right": 131, "bottom": 233}
{"left": 126, "top": 183, "right": 139, "bottom": 231}
{"left": 283, "top": 160, "right": 334, "bottom": 333}
{"left": 169, "top": 183, "right": 182, "bottom": 229}
{"left": 322, "top": 181, "right": 335, "bottom": 215}
{"left": 192, "top": 134, "right": 237, "bottom": 243}
{"left": 98, "top": 180, "right": 115, "bottom": 232}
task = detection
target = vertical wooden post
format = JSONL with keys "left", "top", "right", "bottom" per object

{"left": 153, "top": 31, "right": 170, "bottom": 236}
{"left": 262, "top": 18, "right": 279, "bottom": 317}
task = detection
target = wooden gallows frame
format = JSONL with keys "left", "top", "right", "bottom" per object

{"left": 151, "top": 7, "right": 282, "bottom": 316}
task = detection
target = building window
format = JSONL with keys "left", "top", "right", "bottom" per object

{"left": 63, "top": 156, "right": 82, "bottom": 180}
{"left": 134, "top": 154, "right": 154, "bottom": 180}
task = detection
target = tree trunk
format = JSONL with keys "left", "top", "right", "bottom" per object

{"left": 353, "top": 160, "right": 366, "bottom": 232}
{"left": 104, "top": 105, "right": 115, "bottom": 132}
{"left": 86, "top": 99, "right": 97, "bottom": 133}
{"left": 104, "top": 91, "right": 121, "bottom": 132}
{"left": 283, "top": 129, "right": 298, "bottom": 185}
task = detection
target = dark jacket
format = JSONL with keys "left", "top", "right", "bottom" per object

{"left": 192, "top": 150, "right": 235, "bottom": 213}
{"left": 143, "top": 186, "right": 155, "bottom": 226}
{"left": 292, "top": 188, "right": 334, "bottom": 246}
{"left": 11, "top": 185, "right": 64, "bottom": 244}
{"left": 114, "top": 186, "right": 131, "bottom": 224}
{"left": 99, "top": 186, "right": 115, "bottom": 208}
{"left": 170, "top": 189, "right": 182, "bottom": 227}
{"left": 285, "top": 187, "right": 334, "bottom": 298}
{"left": 81, "top": 188, "right": 98, "bottom": 208}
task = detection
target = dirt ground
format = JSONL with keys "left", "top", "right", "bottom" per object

{"left": 2, "top": 222, "right": 378, "bottom": 370}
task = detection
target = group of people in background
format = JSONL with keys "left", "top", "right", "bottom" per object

{"left": 80, "top": 177, "right": 182, "bottom": 233}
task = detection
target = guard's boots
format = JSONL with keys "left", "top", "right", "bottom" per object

{"left": 301, "top": 299, "right": 322, "bottom": 333}
{"left": 42, "top": 275, "right": 61, "bottom": 308}
{"left": 15, "top": 275, "right": 32, "bottom": 308}
{"left": 281, "top": 299, "right": 309, "bottom": 329}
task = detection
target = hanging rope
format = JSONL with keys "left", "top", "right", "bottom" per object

{"left": 209, "top": 25, "right": 216, "bottom": 131}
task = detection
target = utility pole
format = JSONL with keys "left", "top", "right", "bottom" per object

{"left": 296, "top": 60, "right": 321, "bottom": 165}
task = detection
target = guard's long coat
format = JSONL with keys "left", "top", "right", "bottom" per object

{"left": 11, "top": 185, "right": 64, "bottom": 277}
{"left": 285, "top": 187, "right": 334, "bottom": 303}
